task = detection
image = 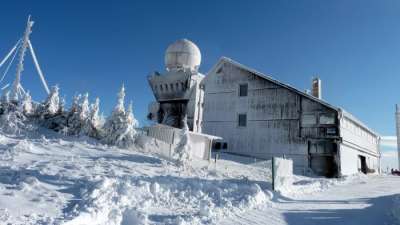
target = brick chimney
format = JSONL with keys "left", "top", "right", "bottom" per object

{"left": 311, "top": 78, "right": 322, "bottom": 99}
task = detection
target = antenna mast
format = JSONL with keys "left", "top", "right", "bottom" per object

{"left": 10, "top": 15, "right": 34, "bottom": 101}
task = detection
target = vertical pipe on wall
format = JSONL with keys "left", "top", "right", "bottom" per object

{"left": 395, "top": 104, "right": 400, "bottom": 170}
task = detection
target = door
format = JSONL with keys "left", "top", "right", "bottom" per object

{"left": 308, "top": 141, "right": 337, "bottom": 177}
{"left": 358, "top": 155, "right": 367, "bottom": 174}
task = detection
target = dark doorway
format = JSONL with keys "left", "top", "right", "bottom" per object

{"left": 308, "top": 141, "right": 337, "bottom": 177}
{"left": 358, "top": 155, "right": 367, "bottom": 174}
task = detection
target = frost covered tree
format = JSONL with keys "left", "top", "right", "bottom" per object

{"left": 126, "top": 101, "right": 139, "bottom": 129}
{"left": 20, "top": 91, "right": 33, "bottom": 115}
{"left": 58, "top": 96, "right": 66, "bottom": 114}
{"left": 102, "top": 85, "right": 137, "bottom": 147}
{"left": 0, "top": 90, "right": 26, "bottom": 134}
{"left": 79, "top": 93, "right": 90, "bottom": 121}
{"left": 39, "top": 85, "right": 60, "bottom": 117}
{"left": 174, "top": 115, "right": 192, "bottom": 168}
{"left": 1, "top": 90, "right": 9, "bottom": 104}
{"left": 82, "top": 97, "right": 102, "bottom": 138}
{"left": 66, "top": 93, "right": 90, "bottom": 136}
{"left": 70, "top": 94, "right": 81, "bottom": 114}
{"left": 90, "top": 98, "right": 101, "bottom": 128}
{"left": 0, "top": 90, "right": 10, "bottom": 114}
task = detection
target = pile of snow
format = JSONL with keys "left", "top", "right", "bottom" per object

{"left": 277, "top": 173, "right": 368, "bottom": 197}
{"left": 0, "top": 132, "right": 272, "bottom": 225}
{"left": 64, "top": 175, "right": 269, "bottom": 225}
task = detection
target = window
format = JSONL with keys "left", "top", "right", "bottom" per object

{"left": 320, "top": 113, "right": 335, "bottom": 125}
{"left": 326, "top": 127, "right": 337, "bottom": 135}
{"left": 170, "top": 83, "right": 174, "bottom": 91}
{"left": 301, "top": 114, "right": 316, "bottom": 126}
{"left": 181, "top": 82, "right": 185, "bottom": 90}
{"left": 239, "top": 84, "right": 248, "bottom": 97}
{"left": 238, "top": 114, "right": 247, "bottom": 127}
{"left": 159, "top": 85, "right": 163, "bottom": 92}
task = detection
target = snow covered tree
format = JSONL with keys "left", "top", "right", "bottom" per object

{"left": 174, "top": 115, "right": 192, "bottom": 169}
{"left": 70, "top": 94, "right": 81, "bottom": 114}
{"left": 126, "top": 101, "right": 139, "bottom": 129}
{"left": 79, "top": 93, "right": 90, "bottom": 121}
{"left": 0, "top": 90, "right": 26, "bottom": 134}
{"left": 20, "top": 91, "right": 33, "bottom": 115}
{"left": 66, "top": 94, "right": 88, "bottom": 136}
{"left": 39, "top": 85, "right": 60, "bottom": 117}
{"left": 1, "top": 90, "right": 9, "bottom": 104}
{"left": 102, "top": 85, "right": 137, "bottom": 147}
{"left": 82, "top": 97, "right": 102, "bottom": 138}
{"left": 58, "top": 96, "right": 66, "bottom": 113}
{"left": 0, "top": 90, "right": 10, "bottom": 114}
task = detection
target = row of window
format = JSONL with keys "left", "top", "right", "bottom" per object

{"left": 153, "top": 81, "right": 188, "bottom": 93}
{"left": 301, "top": 113, "right": 336, "bottom": 126}
{"left": 342, "top": 118, "right": 377, "bottom": 144}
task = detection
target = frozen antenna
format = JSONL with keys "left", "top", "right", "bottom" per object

{"left": 0, "top": 15, "right": 50, "bottom": 102}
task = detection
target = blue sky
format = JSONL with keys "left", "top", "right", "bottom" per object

{"left": 1, "top": 0, "right": 400, "bottom": 142}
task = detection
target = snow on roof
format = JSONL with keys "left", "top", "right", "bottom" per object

{"left": 340, "top": 109, "right": 380, "bottom": 137}
{"left": 208, "top": 57, "right": 379, "bottom": 137}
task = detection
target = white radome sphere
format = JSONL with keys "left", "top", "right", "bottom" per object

{"left": 165, "top": 39, "right": 201, "bottom": 71}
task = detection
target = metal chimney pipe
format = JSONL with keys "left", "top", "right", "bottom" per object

{"left": 396, "top": 104, "right": 400, "bottom": 169}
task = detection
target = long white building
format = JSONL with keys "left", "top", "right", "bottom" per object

{"left": 148, "top": 39, "right": 381, "bottom": 177}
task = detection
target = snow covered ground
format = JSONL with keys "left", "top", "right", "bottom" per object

{"left": 0, "top": 131, "right": 399, "bottom": 225}
{"left": 0, "top": 131, "right": 271, "bottom": 225}
{"left": 221, "top": 175, "right": 400, "bottom": 225}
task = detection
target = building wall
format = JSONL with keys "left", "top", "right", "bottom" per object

{"left": 201, "top": 59, "right": 379, "bottom": 176}
{"left": 202, "top": 62, "right": 339, "bottom": 172}
{"left": 339, "top": 116, "right": 380, "bottom": 175}
{"left": 339, "top": 144, "right": 379, "bottom": 175}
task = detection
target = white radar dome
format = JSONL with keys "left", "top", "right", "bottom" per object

{"left": 165, "top": 39, "right": 201, "bottom": 71}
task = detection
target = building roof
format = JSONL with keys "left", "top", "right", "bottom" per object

{"left": 207, "top": 57, "right": 379, "bottom": 137}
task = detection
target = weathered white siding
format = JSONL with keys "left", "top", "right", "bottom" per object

{"left": 339, "top": 115, "right": 380, "bottom": 175}
{"left": 202, "top": 61, "right": 309, "bottom": 170}
{"left": 200, "top": 57, "right": 379, "bottom": 177}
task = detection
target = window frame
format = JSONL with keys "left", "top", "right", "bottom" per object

{"left": 238, "top": 113, "right": 247, "bottom": 127}
{"left": 238, "top": 83, "right": 248, "bottom": 97}
{"left": 301, "top": 114, "right": 317, "bottom": 126}
{"left": 319, "top": 113, "right": 336, "bottom": 125}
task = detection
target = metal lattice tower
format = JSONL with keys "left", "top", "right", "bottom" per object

{"left": 0, "top": 15, "right": 50, "bottom": 101}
